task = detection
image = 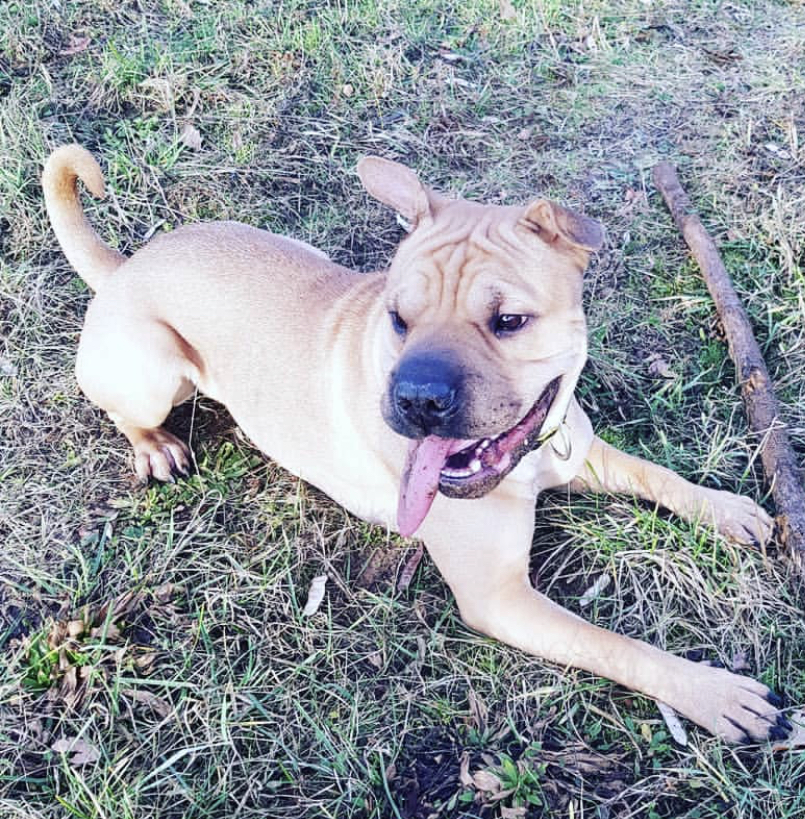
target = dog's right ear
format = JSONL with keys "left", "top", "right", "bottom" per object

{"left": 357, "top": 157, "right": 432, "bottom": 227}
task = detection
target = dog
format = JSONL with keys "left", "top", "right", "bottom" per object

{"left": 42, "top": 145, "right": 790, "bottom": 743}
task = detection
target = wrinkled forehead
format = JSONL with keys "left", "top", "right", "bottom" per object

{"left": 387, "top": 201, "right": 582, "bottom": 315}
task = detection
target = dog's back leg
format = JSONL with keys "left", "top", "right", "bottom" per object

{"left": 75, "top": 307, "right": 197, "bottom": 482}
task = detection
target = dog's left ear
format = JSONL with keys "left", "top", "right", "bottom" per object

{"left": 520, "top": 199, "right": 604, "bottom": 252}
{"left": 357, "top": 157, "right": 433, "bottom": 227}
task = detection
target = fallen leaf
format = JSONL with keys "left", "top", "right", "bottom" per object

{"left": 459, "top": 751, "right": 473, "bottom": 787}
{"left": 647, "top": 354, "right": 675, "bottom": 379}
{"left": 501, "top": 808, "right": 527, "bottom": 818}
{"left": 467, "top": 687, "right": 488, "bottom": 733}
{"left": 657, "top": 702, "right": 688, "bottom": 746}
{"left": 579, "top": 573, "right": 611, "bottom": 608}
{"left": 123, "top": 689, "right": 172, "bottom": 718}
{"left": 133, "top": 650, "right": 158, "bottom": 671}
{"left": 90, "top": 622, "right": 121, "bottom": 641}
{"left": 341, "top": 83, "right": 354, "bottom": 97}
{"left": 302, "top": 575, "right": 328, "bottom": 616}
{"left": 404, "top": 635, "right": 427, "bottom": 676}
{"left": 499, "top": 0, "right": 516, "bottom": 20}
{"left": 0, "top": 356, "right": 17, "bottom": 377}
{"left": 703, "top": 46, "right": 742, "bottom": 64}
{"left": 397, "top": 544, "right": 424, "bottom": 591}
{"left": 180, "top": 122, "right": 202, "bottom": 150}
{"left": 139, "top": 77, "right": 173, "bottom": 109}
{"left": 59, "top": 36, "right": 90, "bottom": 56}
{"left": 471, "top": 769, "right": 502, "bottom": 793}
{"left": 67, "top": 620, "right": 85, "bottom": 639}
{"left": 154, "top": 582, "right": 179, "bottom": 604}
{"left": 52, "top": 737, "right": 100, "bottom": 766}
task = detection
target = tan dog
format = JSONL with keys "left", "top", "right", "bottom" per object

{"left": 43, "top": 145, "right": 789, "bottom": 743}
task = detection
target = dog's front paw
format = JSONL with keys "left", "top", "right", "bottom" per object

{"left": 673, "top": 662, "right": 790, "bottom": 744}
{"left": 132, "top": 428, "right": 191, "bottom": 483}
{"left": 700, "top": 489, "right": 773, "bottom": 547}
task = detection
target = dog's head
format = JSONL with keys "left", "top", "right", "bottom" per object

{"left": 358, "top": 157, "right": 603, "bottom": 536}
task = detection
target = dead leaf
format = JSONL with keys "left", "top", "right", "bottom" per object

{"left": 51, "top": 737, "right": 100, "bottom": 766}
{"left": 657, "top": 702, "right": 688, "bottom": 746}
{"left": 467, "top": 687, "right": 488, "bottom": 733}
{"left": 579, "top": 573, "right": 611, "bottom": 608}
{"left": 154, "top": 582, "right": 179, "bottom": 604}
{"left": 302, "top": 575, "right": 328, "bottom": 616}
{"left": 133, "top": 650, "right": 158, "bottom": 672}
{"left": 90, "top": 622, "right": 121, "bottom": 641}
{"left": 123, "top": 689, "right": 172, "bottom": 718}
{"left": 180, "top": 122, "right": 202, "bottom": 150}
{"left": 471, "top": 769, "right": 502, "bottom": 793}
{"left": 67, "top": 620, "right": 85, "bottom": 639}
{"left": 647, "top": 354, "right": 675, "bottom": 379}
{"left": 640, "top": 722, "right": 652, "bottom": 743}
{"left": 459, "top": 751, "right": 473, "bottom": 787}
{"left": 397, "top": 544, "right": 424, "bottom": 592}
{"left": 499, "top": 0, "right": 516, "bottom": 20}
{"left": 59, "top": 36, "right": 90, "bottom": 56}
{"left": 0, "top": 356, "right": 17, "bottom": 377}
{"left": 501, "top": 808, "right": 527, "bottom": 818}
{"left": 366, "top": 650, "right": 383, "bottom": 669}
{"left": 139, "top": 77, "right": 173, "bottom": 109}
{"left": 404, "top": 635, "right": 427, "bottom": 676}
{"left": 618, "top": 186, "right": 649, "bottom": 217}
{"left": 703, "top": 46, "right": 742, "bottom": 64}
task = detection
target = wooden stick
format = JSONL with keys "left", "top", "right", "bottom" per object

{"left": 652, "top": 161, "right": 805, "bottom": 567}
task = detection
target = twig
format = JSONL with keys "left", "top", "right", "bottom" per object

{"left": 653, "top": 161, "right": 805, "bottom": 569}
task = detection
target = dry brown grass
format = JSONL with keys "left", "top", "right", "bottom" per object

{"left": 1, "top": 1, "right": 804, "bottom": 817}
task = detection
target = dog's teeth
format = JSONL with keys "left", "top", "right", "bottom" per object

{"left": 479, "top": 439, "right": 491, "bottom": 450}
{"left": 442, "top": 467, "right": 472, "bottom": 478}
{"left": 470, "top": 459, "right": 482, "bottom": 473}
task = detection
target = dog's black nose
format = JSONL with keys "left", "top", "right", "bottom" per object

{"left": 392, "top": 353, "right": 461, "bottom": 436}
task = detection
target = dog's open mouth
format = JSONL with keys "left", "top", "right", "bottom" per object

{"left": 397, "top": 376, "right": 561, "bottom": 537}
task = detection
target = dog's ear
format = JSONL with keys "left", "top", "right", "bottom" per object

{"left": 357, "top": 157, "right": 432, "bottom": 227}
{"left": 520, "top": 199, "right": 604, "bottom": 252}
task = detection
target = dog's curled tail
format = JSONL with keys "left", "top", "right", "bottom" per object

{"left": 42, "top": 144, "right": 126, "bottom": 291}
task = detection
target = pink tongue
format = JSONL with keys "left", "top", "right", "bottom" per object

{"left": 397, "top": 436, "right": 455, "bottom": 537}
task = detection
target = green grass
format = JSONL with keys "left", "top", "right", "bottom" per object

{"left": 1, "top": 0, "right": 805, "bottom": 817}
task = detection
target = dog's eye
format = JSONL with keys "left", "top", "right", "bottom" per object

{"left": 493, "top": 314, "right": 529, "bottom": 336}
{"left": 390, "top": 310, "right": 408, "bottom": 337}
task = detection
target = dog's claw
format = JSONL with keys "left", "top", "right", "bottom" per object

{"left": 767, "top": 691, "right": 784, "bottom": 708}
{"left": 724, "top": 716, "right": 752, "bottom": 744}
{"left": 131, "top": 428, "right": 191, "bottom": 483}
{"left": 704, "top": 490, "right": 774, "bottom": 547}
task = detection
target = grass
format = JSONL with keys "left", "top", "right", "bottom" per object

{"left": 1, "top": 0, "right": 804, "bottom": 816}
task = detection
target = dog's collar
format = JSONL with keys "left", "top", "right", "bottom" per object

{"left": 536, "top": 415, "right": 572, "bottom": 461}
